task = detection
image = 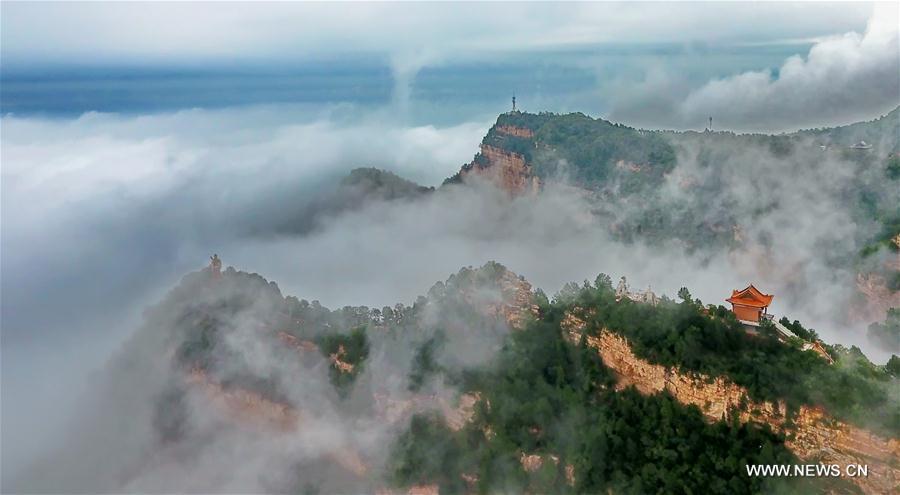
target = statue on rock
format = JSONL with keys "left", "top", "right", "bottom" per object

{"left": 615, "top": 276, "right": 629, "bottom": 301}
{"left": 209, "top": 254, "right": 222, "bottom": 279}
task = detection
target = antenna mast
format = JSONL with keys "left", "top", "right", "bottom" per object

{"left": 512, "top": 94, "right": 516, "bottom": 112}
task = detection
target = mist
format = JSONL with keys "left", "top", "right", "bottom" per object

{"left": 608, "top": 2, "right": 899, "bottom": 132}
{"left": 3, "top": 81, "right": 898, "bottom": 492}
{"left": 2, "top": 1, "right": 898, "bottom": 491}
{"left": 3, "top": 93, "right": 898, "bottom": 485}
{"left": 0, "top": 104, "right": 488, "bottom": 482}
{"left": 8, "top": 51, "right": 900, "bottom": 495}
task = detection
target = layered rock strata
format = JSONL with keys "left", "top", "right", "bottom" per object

{"left": 563, "top": 324, "right": 900, "bottom": 494}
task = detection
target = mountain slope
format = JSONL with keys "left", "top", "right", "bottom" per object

{"left": 442, "top": 108, "right": 900, "bottom": 327}
{"left": 797, "top": 106, "right": 900, "bottom": 152}
{"left": 17, "top": 261, "right": 898, "bottom": 493}
{"left": 449, "top": 106, "right": 900, "bottom": 194}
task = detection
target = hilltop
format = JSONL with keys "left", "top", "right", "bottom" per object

{"left": 446, "top": 105, "right": 899, "bottom": 189}
{"left": 303, "top": 108, "right": 898, "bottom": 338}
{"left": 21, "top": 108, "right": 898, "bottom": 493}
{"left": 436, "top": 108, "right": 900, "bottom": 327}
{"left": 17, "top": 259, "right": 898, "bottom": 494}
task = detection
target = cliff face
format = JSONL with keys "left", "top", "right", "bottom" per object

{"left": 186, "top": 368, "right": 300, "bottom": 431}
{"left": 494, "top": 125, "right": 534, "bottom": 138}
{"left": 855, "top": 272, "right": 900, "bottom": 322}
{"left": 562, "top": 323, "right": 900, "bottom": 494}
{"left": 460, "top": 144, "right": 540, "bottom": 195}
{"left": 185, "top": 358, "right": 485, "bottom": 485}
{"left": 458, "top": 125, "right": 540, "bottom": 195}
{"left": 451, "top": 264, "right": 539, "bottom": 329}
{"left": 855, "top": 234, "right": 900, "bottom": 323}
{"left": 484, "top": 268, "right": 540, "bottom": 329}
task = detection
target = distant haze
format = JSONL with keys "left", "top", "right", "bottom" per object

{"left": 2, "top": 0, "right": 898, "bottom": 486}
{"left": 3, "top": 2, "right": 897, "bottom": 131}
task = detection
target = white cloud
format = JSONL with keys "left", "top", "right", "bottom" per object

{"left": 1, "top": 2, "right": 873, "bottom": 66}
{"left": 0, "top": 105, "right": 488, "bottom": 480}
{"left": 610, "top": 3, "right": 899, "bottom": 131}
{"left": 679, "top": 3, "right": 900, "bottom": 131}
{"left": 3, "top": 1, "right": 898, "bottom": 473}
{"left": 4, "top": 92, "right": 896, "bottom": 486}
{"left": 3, "top": 3, "right": 892, "bottom": 132}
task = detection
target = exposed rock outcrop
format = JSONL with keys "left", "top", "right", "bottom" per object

{"left": 188, "top": 374, "right": 485, "bottom": 489}
{"left": 186, "top": 368, "right": 372, "bottom": 479}
{"left": 562, "top": 323, "right": 900, "bottom": 494}
{"left": 186, "top": 368, "right": 299, "bottom": 431}
{"left": 370, "top": 391, "right": 480, "bottom": 432}
{"left": 491, "top": 270, "right": 540, "bottom": 329}
{"left": 376, "top": 484, "right": 439, "bottom": 495}
{"left": 855, "top": 272, "right": 900, "bottom": 323}
{"left": 518, "top": 452, "right": 576, "bottom": 486}
{"left": 441, "top": 393, "right": 480, "bottom": 431}
{"left": 495, "top": 125, "right": 535, "bottom": 138}
{"left": 459, "top": 145, "right": 540, "bottom": 195}
{"left": 801, "top": 340, "right": 834, "bottom": 364}
{"left": 853, "top": 234, "right": 900, "bottom": 323}
{"left": 278, "top": 331, "right": 318, "bottom": 352}
{"left": 456, "top": 266, "right": 539, "bottom": 329}
{"left": 329, "top": 344, "right": 355, "bottom": 373}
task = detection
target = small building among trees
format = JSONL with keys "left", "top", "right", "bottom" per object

{"left": 726, "top": 284, "right": 773, "bottom": 324}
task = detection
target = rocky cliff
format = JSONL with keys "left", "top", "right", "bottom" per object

{"left": 459, "top": 144, "right": 540, "bottom": 195}
{"left": 442, "top": 263, "right": 540, "bottom": 329}
{"left": 166, "top": 264, "right": 897, "bottom": 493}
{"left": 855, "top": 234, "right": 900, "bottom": 324}
{"left": 186, "top": 366, "right": 480, "bottom": 491}
{"left": 494, "top": 125, "right": 535, "bottom": 138}
{"left": 855, "top": 272, "right": 900, "bottom": 323}
{"left": 186, "top": 368, "right": 300, "bottom": 431}
{"left": 562, "top": 320, "right": 900, "bottom": 494}
{"left": 457, "top": 125, "right": 540, "bottom": 195}
{"left": 468, "top": 266, "right": 539, "bottom": 329}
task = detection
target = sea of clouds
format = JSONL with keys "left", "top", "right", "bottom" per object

{"left": 3, "top": 3, "right": 899, "bottom": 487}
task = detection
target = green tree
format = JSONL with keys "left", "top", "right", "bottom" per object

{"left": 886, "top": 355, "right": 900, "bottom": 377}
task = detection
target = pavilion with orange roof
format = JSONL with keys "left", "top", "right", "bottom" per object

{"left": 726, "top": 284, "right": 773, "bottom": 324}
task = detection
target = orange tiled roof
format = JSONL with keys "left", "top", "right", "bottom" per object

{"left": 726, "top": 284, "right": 773, "bottom": 308}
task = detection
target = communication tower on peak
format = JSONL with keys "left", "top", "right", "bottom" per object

{"left": 512, "top": 94, "right": 516, "bottom": 112}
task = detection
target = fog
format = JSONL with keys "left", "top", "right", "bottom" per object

{"left": 2, "top": 97, "right": 897, "bottom": 491}
{"left": 2, "top": 3, "right": 871, "bottom": 67}
{"left": 609, "top": 2, "right": 899, "bottom": 132}
{"left": 3, "top": 1, "right": 900, "bottom": 490}
{"left": 0, "top": 105, "right": 489, "bottom": 482}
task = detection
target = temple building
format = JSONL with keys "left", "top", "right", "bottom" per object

{"left": 726, "top": 284, "right": 833, "bottom": 364}
{"left": 726, "top": 284, "right": 773, "bottom": 324}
